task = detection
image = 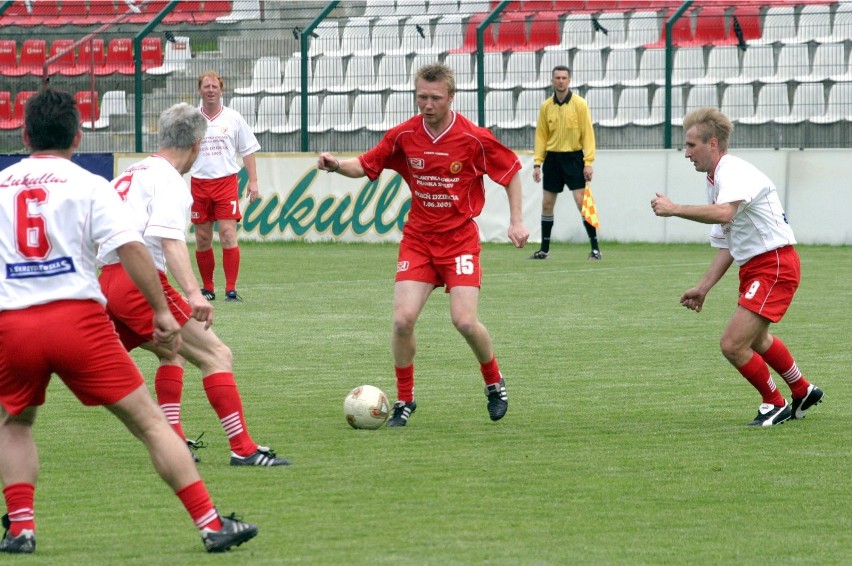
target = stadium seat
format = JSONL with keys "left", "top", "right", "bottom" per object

{"left": 227, "top": 96, "right": 256, "bottom": 130}
{"left": 582, "top": 88, "right": 616, "bottom": 124}
{"left": 375, "top": 54, "right": 411, "bottom": 92}
{"left": 524, "top": 12, "right": 560, "bottom": 51}
{"left": 97, "top": 90, "right": 129, "bottom": 130}
{"left": 496, "top": 89, "right": 545, "bottom": 129}
{"left": 368, "top": 91, "right": 415, "bottom": 132}
{"left": 683, "top": 6, "right": 727, "bottom": 47}
{"left": 0, "top": 41, "right": 16, "bottom": 76}
{"left": 75, "top": 38, "right": 106, "bottom": 74}
{"left": 4, "top": 39, "right": 47, "bottom": 77}
{"left": 775, "top": 83, "right": 825, "bottom": 124}
{"left": 163, "top": 0, "right": 214, "bottom": 25}
{"left": 544, "top": 14, "right": 593, "bottom": 52}
{"left": 657, "top": 47, "right": 706, "bottom": 86}
{"left": 491, "top": 51, "right": 537, "bottom": 90}
{"left": 329, "top": 55, "right": 377, "bottom": 93}
{"left": 49, "top": 39, "right": 85, "bottom": 77}
{"left": 611, "top": 11, "right": 661, "bottom": 49}
{"left": 428, "top": 15, "right": 466, "bottom": 55}
{"left": 395, "top": 0, "right": 421, "bottom": 17}
{"left": 296, "top": 20, "right": 339, "bottom": 58}
{"left": 520, "top": 0, "right": 553, "bottom": 11}
{"left": 0, "top": 91, "right": 36, "bottom": 130}
{"left": 576, "top": 12, "right": 628, "bottom": 51}
{"left": 588, "top": 48, "right": 638, "bottom": 88}
{"left": 388, "top": 16, "right": 435, "bottom": 56}
{"left": 336, "top": 93, "right": 384, "bottom": 132}
{"left": 482, "top": 51, "right": 506, "bottom": 89}
{"left": 267, "top": 56, "right": 301, "bottom": 95}
{"left": 308, "top": 56, "right": 344, "bottom": 94}
{"left": 599, "top": 87, "right": 651, "bottom": 128}
{"left": 783, "top": 4, "right": 831, "bottom": 45}
{"left": 690, "top": 45, "right": 739, "bottom": 86}
{"left": 141, "top": 37, "right": 163, "bottom": 71}
{"left": 748, "top": 6, "right": 795, "bottom": 45}
{"left": 645, "top": 9, "right": 694, "bottom": 48}
{"left": 251, "top": 96, "right": 283, "bottom": 134}
{"left": 794, "top": 43, "right": 845, "bottom": 83}
{"left": 0, "top": 92, "right": 11, "bottom": 123}
{"left": 675, "top": 85, "right": 719, "bottom": 125}
{"left": 396, "top": 53, "right": 436, "bottom": 92}
{"left": 324, "top": 18, "right": 369, "bottom": 58}
{"left": 633, "top": 86, "right": 684, "bottom": 126}
{"left": 488, "top": 14, "right": 528, "bottom": 53}
{"left": 522, "top": 50, "right": 571, "bottom": 89}
{"left": 310, "top": 94, "right": 351, "bottom": 133}
{"left": 810, "top": 83, "right": 852, "bottom": 124}
{"left": 815, "top": 2, "right": 852, "bottom": 44}
{"left": 449, "top": 13, "right": 495, "bottom": 54}
{"left": 276, "top": 95, "right": 320, "bottom": 134}
{"left": 58, "top": 0, "right": 115, "bottom": 26}
{"left": 444, "top": 53, "right": 475, "bottom": 90}
{"left": 570, "top": 50, "right": 605, "bottom": 88}
{"left": 621, "top": 48, "right": 665, "bottom": 88}
{"left": 74, "top": 90, "right": 102, "bottom": 129}
{"left": 234, "top": 57, "right": 282, "bottom": 95}
{"left": 725, "top": 45, "right": 774, "bottom": 85}
{"left": 146, "top": 36, "right": 191, "bottom": 76}
{"left": 484, "top": 91, "right": 515, "bottom": 128}
{"left": 123, "top": 1, "right": 168, "bottom": 24}
{"left": 759, "top": 44, "right": 809, "bottom": 84}
{"left": 96, "top": 38, "right": 133, "bottom": 76}
{"left": 719, "top": 84, "right": 756, "bottom": 123}
{"left": 216, "top": 0, "right": 261, "bottom": 24}
{"left": 727, "top": 6, "right": 761, "bottom": 45}
{"left": 363, "top": 17, "right": 403, "bottom": 57}
{"left": 739, "top": 83, "right": 789, "bottom": 125}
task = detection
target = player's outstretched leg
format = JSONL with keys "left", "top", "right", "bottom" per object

{"left": 485, "top": 376, "right": 508, "bottom": 421}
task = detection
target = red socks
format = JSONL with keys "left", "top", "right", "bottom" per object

{"left": 176, "top": 481, "right": 221, "bottom": 531}
{"left": 155, "top": 365, "right": 187, "bottom": 440}
{"left": 761, "top": 337, "right": 810, "bottom": 399}
{"left": 195, "top": 248, "right": 215, "bottom": 291}
{"left": 395, "top": 365, "right": 414, "bottom": 403}
{"left": 737, "top": 352, "right": 785, "bottom": 406}
{"left": 480, "top": 356, "right": 502, "bottom": 386}
{"left": 203, "top": 372, "right": 256, "bottom": 456}
{"left": 222, "top": 246, "right": 240, "bottom": 293}
{"left": 3, "top": 483, "right": 35, "bottom": 536}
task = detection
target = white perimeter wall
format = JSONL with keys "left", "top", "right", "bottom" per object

{"left": 116, "top": 149, "right": 852, "bottom": 245}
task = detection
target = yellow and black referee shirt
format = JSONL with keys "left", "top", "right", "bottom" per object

{"left": 533, "top": 92, "right": 596, "bottom": 167}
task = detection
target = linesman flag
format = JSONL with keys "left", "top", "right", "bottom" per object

{"left": 581, "top": 184, "right": 600, "bottom": 229}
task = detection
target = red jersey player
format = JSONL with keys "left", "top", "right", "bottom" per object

{"left": 317, "top": 63, "right": 529, "bottom": 427}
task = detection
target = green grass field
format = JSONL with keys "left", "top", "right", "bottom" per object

{"left": 26, "top": 242, "right": 851, "bottom": 565}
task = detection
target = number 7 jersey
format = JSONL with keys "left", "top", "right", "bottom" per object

{"left": 0, "top": 155, "right": 142, "bottom": 311}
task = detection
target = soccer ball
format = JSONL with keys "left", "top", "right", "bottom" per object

{"left": 344, "top": 385, "right": 390, "bottom": 429}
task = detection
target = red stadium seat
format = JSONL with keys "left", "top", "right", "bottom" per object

{"left": 123, "top": 0, "right": 168, "bottom": 23}
{"left": 201, "top": 0, "right": 234, "bottom": 22}
{"left": 141, "top": 37, "right": 163, "bottom": 70}
{"left": 88, "top": 0, "right": 120, "bottom": 24}
{"left": 0, "top": 40, "right": 17, "bottom": 76}
{"left": 3, "top": 40, "right": 47, "bottom": 77}
{"left": 76, "top": 38, "right": 107, "bottom": 73}
{"left": 685, "top": 6, "right": 728, "bottom": 47}
{"left": 646, "top": 9, "right": 694, "bottom": 48}
{"left": 525, "top": 11, "right": 561, "bottom": 51}
{"left": 0, "top": 0, "right": 61, "bottom": 27}
{"left": 98, "top": 38, "right": 134, "bottom": 75}
{"left": 0, "top": 91, "right": 37, "bottom": 130}
{"left": 448, "top": 13, "right": 496, "bottom": 54}
{"left": 48, "top": 39, "right": 87, "bottom": 77}
{"left": 487, "top": 14, "right": 528, "bottom": 52}
{"left": 74, "top": 91, "right": 100, "bottom": 129}
{"left": 0, "top": 92, "right": 11, "bottom": 122}
{"left": 163, "top": 0, "right": 204, "bottom": 24}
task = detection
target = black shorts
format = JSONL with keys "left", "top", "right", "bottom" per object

{"left": 542, "top": 151, "right": 586, "bottom": 194}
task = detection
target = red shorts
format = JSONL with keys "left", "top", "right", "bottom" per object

{"left": 99, "top": 264, "right": 192, "bottom": 350}
{"left": 190, "top": 174, "right": 242, "bottom": 224}
{"left": 0, "top": 300, "right": 145, "bottom": 415}
{"left": 737, "top": 246, "right": 800, "bottom": 323}
{"left": 396, "top": 222, "right": 483, "bottom": 291}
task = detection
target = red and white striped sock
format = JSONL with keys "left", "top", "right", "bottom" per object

{"left": 202, "top": 372, "right": 256, "bottom": 456}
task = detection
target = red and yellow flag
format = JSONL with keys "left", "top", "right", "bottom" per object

{"left": 581, "top": 184, "right": 600, "bottom": 229}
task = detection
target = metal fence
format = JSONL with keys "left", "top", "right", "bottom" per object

{"left": 1, "top": 0, "right": 849, "bottom": 155}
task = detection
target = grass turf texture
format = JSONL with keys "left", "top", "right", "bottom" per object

{"left": 29, "top": 242, "right": 851, "bottom": 564}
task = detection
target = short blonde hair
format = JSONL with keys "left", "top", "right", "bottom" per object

{"left": 682, "top": 107, "right": 733, "bottom": 152}
{"left": 198, "top": 71, "right": 224, "bottom": 90}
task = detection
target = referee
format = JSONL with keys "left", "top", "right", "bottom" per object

{"left": 529, "top": 65, "right": 600, "bottom": 260}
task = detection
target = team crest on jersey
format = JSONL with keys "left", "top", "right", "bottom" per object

{"left": 450, "top": 161, "right": 463, "bottom": 173}
{"left": 397, "top": 261, "right": 410, "bottom": 272}
{"left": 408, "top": 158, "right": 425, "bottom": 169}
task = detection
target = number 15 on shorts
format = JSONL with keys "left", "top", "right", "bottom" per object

{"left": 455, "top": 254, "right": 474, "bottom": 275}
